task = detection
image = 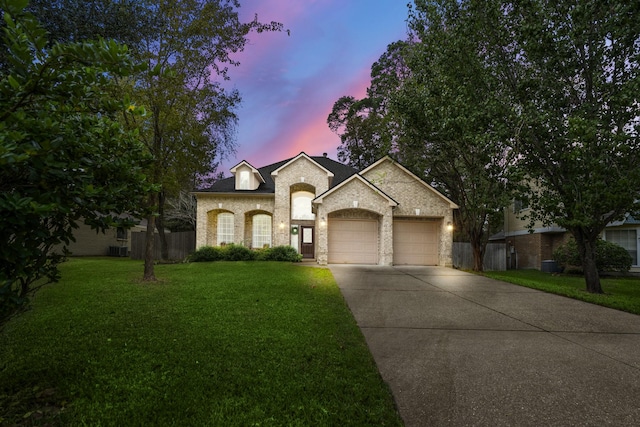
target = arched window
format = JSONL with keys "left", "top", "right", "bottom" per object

{"left": 252, "top": 214, "right": 272, "bottom": 248}
{"left": 291, "top": 191, "right": 315, "bottom": 220}
{"left": 217, "top": 213, "right": 234, "bottom": 245}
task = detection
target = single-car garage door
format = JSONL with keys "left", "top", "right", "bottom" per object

{"left": 393, "top": 220, "right": 439, "bottom": 265}
{"left": 328, "top": 219, "right": 378, "bottom": 264}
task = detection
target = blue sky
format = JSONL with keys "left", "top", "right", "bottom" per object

{"left": 218, "top": 0, "right": 411, "bottom": 173}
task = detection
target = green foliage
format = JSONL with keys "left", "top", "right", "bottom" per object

{"left": 186, "top": 245, "right": 223, "bottom": 262}
{"left": 189, "top": 245, "right": 302, "bottom": 263}
{"left": 0, "top": 259, "right": 402, "bottom": 425}
{"left": 502, "top": 0, "right": 640, "bottom": 292}
{"left": 553, "top": 238, "right": 633, "bottom": 273}
{"left": 257, "top": 245, "right": 303, "bottom": 262}
{"left": 221, "top": 244, "right": 255, "bottom": 261}
{"left": 0, "top": 0, "right": 151, "bottom": 328}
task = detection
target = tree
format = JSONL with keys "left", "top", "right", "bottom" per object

{"left": 328, "top": 2, "right": 520, "bottom": 271}
{"left": 129, "top": 0, "right": 282, "bottom": 279}
{"left": 327, "top": 41, "right": 410, "bottom": 169}
{"left": 504, "top": 0, "right": 640, "bottom": 293}
{"left": 394, "top": 0, "right": 522, "bottom": 271}
{"left": 0, "top": 0, "right": 150, "bottom": 328}
{"left": 22, "top": 0, "right": 283, "bottom": 277}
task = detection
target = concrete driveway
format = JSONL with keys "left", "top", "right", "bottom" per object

{"left": 329, "top": 265, "right": 640, "bottom": 426}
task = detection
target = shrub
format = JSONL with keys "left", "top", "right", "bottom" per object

{"left": 553, "top": 238, "right": 632, "bottom": 273}
{"left": 221, "top": 244, "right": 255, "bottom": 261}
{"left": 261, "top": 245, "right": 303, "bottom": 262}
{"left": 189, "top": 245, "right": 303, "bottom": 263}
{"left": 188, "top": 246, "right": 223, "bottom": 262}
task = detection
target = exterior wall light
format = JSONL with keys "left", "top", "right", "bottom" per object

{"left": 279, "top": 221, "right": 285, "bottom": 229}
{"left": 218, "top": 203, "right": 222, "bottom": 209}
{"left": 320, "top": 216, "right": 326, "bottom": 227}
{"left": 353, "top": 200, "right": 359, "bottom": 208}
{"left": 447, "top": 222, "right": 454, "bottom": 232}
{"left": 256, "top": 203, "right": 261, "bottom": 209}
{"left": 415, "top": 209, "right": 421, "bottom": 216}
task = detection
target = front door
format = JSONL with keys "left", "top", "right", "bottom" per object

{"left": 300, "top": 226, "right": 315, "bottom": 259}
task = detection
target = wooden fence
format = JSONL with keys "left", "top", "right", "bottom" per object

{"left": 453, "top": 242, "right": 506, "bottom": 271}
{"left": 130, "top": 231, "right": 195, "bottom": 260}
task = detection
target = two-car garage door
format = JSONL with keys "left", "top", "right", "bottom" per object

{"left": 328, "top": 218, "right": 440, "bottom": 265}
{"left": 393, "top": 219, "right": 439, "bottom": 265}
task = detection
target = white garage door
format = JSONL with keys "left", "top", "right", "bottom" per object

{"left": 393, "top": 220, "right": 439, "bottom": 265}
{"left": 328, "top": 219, "right": 378, "bottom": 264}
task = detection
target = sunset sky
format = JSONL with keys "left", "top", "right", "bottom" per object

{"left": 217, "top": 0, "right": 411, "bottom": 173}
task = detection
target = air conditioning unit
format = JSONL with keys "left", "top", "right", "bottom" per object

{"left": 109, "top": 246, "right": 128, "bottom": 257}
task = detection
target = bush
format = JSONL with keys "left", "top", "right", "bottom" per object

{"left": 222, "top": 244, "right": 255, "bottom": 261}
{"left": 261, "top": 245, "right": 303, "bottom": 262}
{"left": 189, "top": 245, "right": 303, "bottom": 263}
{"left": 553, "top": 238, "right": 632, "bottom": 273}
{"left": 188, "top": 246, "right": 223, "bottom": 262}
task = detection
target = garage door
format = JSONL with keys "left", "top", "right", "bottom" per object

{"left": 393, "top": 220, "right": 439, "bottom": 265}
{"left": 328, "top": 219, "right": 378, "bottom": 264}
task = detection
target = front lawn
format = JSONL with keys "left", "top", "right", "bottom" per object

{"left": 484, "top": 269, "right": 640, "bottom": 315}
{"left": 0, "top": 258, "right": 402, "bottom": 426}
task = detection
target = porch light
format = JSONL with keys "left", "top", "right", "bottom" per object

{"left": 353, "top": 200, "right": 358, "bottom": 208}
{"left": 415, "top": 209, "right": 421, "bottom": 216}
{"left": 320, "top": 216, "right": 326, "bottom": 227}
{"left": 279, "top": 221, "right": 285, "bottom": 229}
{"left": 447, "top": 222, "right": 454, "bottom": 232}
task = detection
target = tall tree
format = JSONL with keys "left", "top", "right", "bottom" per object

{"left": 0, "top": 0, "right": 150, "bottom": 328}
{"left": 131, "top": 0, "right": 282, "bottom": 279}
{"left": 23, "top": 0, "right": 283, "bottom": 277}
{"left": 328, "top": 2, "right": 520, "bottom": 271}
{"left": 503, "top": 0, "right": 640, "bottom": 293}
{"left": 394, "top": 0, "right": 520, "bottom": 271}
{"left": 327, "top": 41, "right": 409, "bottom": 169}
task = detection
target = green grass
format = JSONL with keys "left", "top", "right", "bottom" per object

{"left": 484, "top": 269, "right": 640, "bottom": 315}
{"left": 0, "top": 258, "right": 402, "bottom": 426}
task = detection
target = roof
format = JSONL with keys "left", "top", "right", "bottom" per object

{"left": 196, "top": 154, "right": 358, "bottom": 194}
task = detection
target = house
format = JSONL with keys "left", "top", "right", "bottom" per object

{"left": 193, "top": 153, "right": 458, "bottom": 266}
{"left": 504, "top": 201, "right": 640, "bottom": 273}
{"left": 58, "top": 216, "right": 149, "bottom": 257}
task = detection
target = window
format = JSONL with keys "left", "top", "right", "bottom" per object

{"left": 605, "top": 229, "right": 638, "bottom": 266}
{"left": 252, "top": 214, "right": 272, "bottom": 248}
{"left": 217, "top": 213, "right": 234, "bottom": 245}
{"left": 239, "top": 170, "right": 250, "bottom": 190}
{"left": 291, "top": 191, "right": 315, "bottom": 220}
{"left": 116, "top": 227, "right": 127, "bottom": 240}
{"left": 513, "top": 199, "right": 529, "bottom": 213}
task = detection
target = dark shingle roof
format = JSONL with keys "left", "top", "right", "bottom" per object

{"left": 197, "top": 155, "right": 358, "bottom": 194}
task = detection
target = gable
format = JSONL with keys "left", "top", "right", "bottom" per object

{"left": 229, "top": 160, "right": 265, "bottom": 191}
{"left": 314, "top": 174, "right": 398, "bottom": 209}
{"left": 361, "top": 157, "right": 458, "bottom": 216}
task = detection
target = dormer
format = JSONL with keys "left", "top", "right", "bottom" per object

{"left": 230, "top": 160, "right": 265, "bottom": 191}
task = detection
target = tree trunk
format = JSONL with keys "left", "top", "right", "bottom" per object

{"left": 469, "top": 233, "right": 486, "bottom": 272}
{"left": 156, "top": 190, "right": 169, "bottom": 261}
{"left": 143, "top": 193, "right": 157, "bottom": 281}
{"left": 574, "top": 232, "right": 603, "bottom": 294}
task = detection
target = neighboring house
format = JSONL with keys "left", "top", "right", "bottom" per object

{"left": 504, "top": 201, "right": 640, "bottom": 272}
{"left": 60, "top": 217, "right": 148, "bottom": 257}
{"left": 193, "top": 153, "right": 458, "bottom": 266}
